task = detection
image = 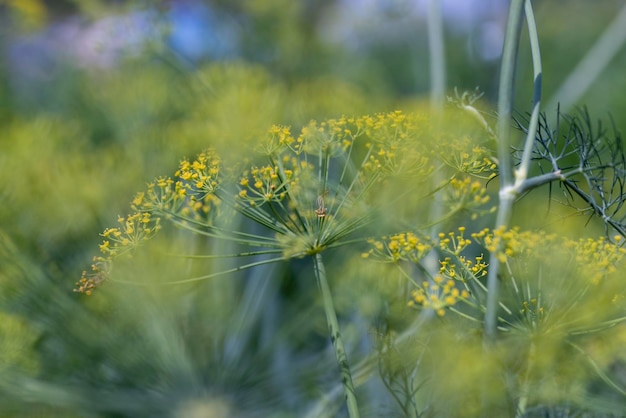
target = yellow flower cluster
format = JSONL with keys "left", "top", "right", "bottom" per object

{"left": 262, "top": 116, "right": 363, "bottom": 159}
{"left": 99, "top": 212, "right": 161, "bottom": 258}
{"left": 359, "top": 110, "right": 423, "bottom": 139}
{"left": 363, "top": 227, "right": 487, "bottom": 316}
{"left": 436, "top": 227, "right": 488, "bottom": 280}
{"left": 74, "top": 257, "right": 110, "bottom": 296}
{"left": 362, "top": 232, "right": 431, "bottom": 263}
{"left": 130, "top": 150, "right": 223, "bottom": 221}
{"left": 438, "top": 136, "right": 497, "bottom": 179}
{"left": 173, "top": 150, "right": 222, "bottom": 220}
{"left": 382, "top": 224, "right": 626, "bottom": 327}
{"left": 74, "top": 212, "right": 162, "bottom": 295}
{"left": 471, "top": 227, "right": 557, "bottom": 263}
{"left": 77, "top": 110, "right": 496, "bottom": 296}
{"left": 568, "top": 235, "right": 626, "bottom": 284}
{"left": 237, "top": 162, "right": 298, "bottom": 207}
{"left": 235, "top": 111, "right": 436, "bottom": 240}
{"left": 445, "top": 176, "right": 494, "bottom": 220}
{"left": 261, "top": 125, "right": 300, "bottom": 155}
{"left": 295, "top": 111, "right": 428, "bottom": 169}
{"left": 438, "top": 254, "right": 488, "bottom": 281}
{"left": 299, "top": 118, "right": 356, "bottom": 157}
{"left": 263, "top": 112, "right": 430, "bottom": 177}
{"left": 76, "top": 150, "right": 224, "bottom": 295}
{"left": 520, "top": 298, "right": 544, "bottom": 320}
{"left": 175, "top": 149, "right": 221, "bottom": 196}
{"left": 360, "top": 111, "right": 432, "bottom": 177}
{"left": 132, "top": 177, "right": 187, "bottom": 213}
{"left": 408, "top": 276, "right": 470, "bottom": 317}
{"left": 438, "top": 227, "right": 472, "bottom": 255}
{"left": 363, "top": 145, "right": 398, "bottom": 174}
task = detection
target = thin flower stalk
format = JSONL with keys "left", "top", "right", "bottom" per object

{"left": 314, "top": 253, "right": 360, "bottom": 418}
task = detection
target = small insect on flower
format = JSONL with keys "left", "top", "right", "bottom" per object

{"left": 315, "top": 194, "right": 328, "bottom": 218}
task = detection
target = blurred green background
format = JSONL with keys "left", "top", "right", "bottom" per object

{"left": 1, "top": 0, "right": 626, "bottom": 416}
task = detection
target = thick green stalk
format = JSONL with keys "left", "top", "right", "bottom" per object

{"left": 423, "top": 0, "right": 446, "bottom": 320}
{"left": 494, "top": 0, "right": 524, "bottom": 190}
{"left": 546, "top": 3, "right": 626, "bottom": 115}
{"left": 515, "top": 0, "right": 542, "bottom": 187}
{"left": 427, "top": 0, "right": 446, "bottom": 111}
{"left": 486, "top": 0, "right": 544, "bottom": 342}
{"left": 313, "top": 253, "right": 360, "bottom": 418}
{"left": 485, "top": 0, "right": 525, "bottom": 343}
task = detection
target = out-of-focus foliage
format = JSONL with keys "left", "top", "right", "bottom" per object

{"left": 0, "top": 1, "right": 392, "bottom": 415}
{"left": 2, "top": 0, "right": 626, "bottom": 417}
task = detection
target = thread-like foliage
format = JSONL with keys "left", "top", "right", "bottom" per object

{"left": 514, "top": 108, "right": 626, "bottom": 238}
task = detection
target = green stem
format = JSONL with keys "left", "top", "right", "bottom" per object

{"left": 485, "top": 0, "right": 525, "bottom": 344}
{"left": 313, "top": 253, "right": 360, "bottom": 418}
{"left": 495, "top": 0, "right": 524, "bottom": 190}
{"left": 427, "top": 0, "right": 446, "bottom": 111}
{"left": 484, "top": 196, "right": 514, "bottom": 343}
{"left": 567, "top": 340, "right": 626, "bottom": 396}
{"left": 515, "top": 0, "right": 543, "bottom": 186}
{"left": 516, "top": 341, "right": 536, "bottom": 417}
{"left": 546, "top": 2, "right": 626, "bottom": 115}
{"left": 305, "top": 311, "right": 433, "bottom": 418}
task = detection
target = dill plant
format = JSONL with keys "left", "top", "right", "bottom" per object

{"left": 360, "top": 0, "right": 626, "bottom": 415}
{"left": 75, "top": 104, "right": 506, "bottom": 415}
{"left": 71, "top": 2, "right": 626, "bottom": 417}
{"left": 357, "top": 0, "right": 626, "bottom": 416}
{"left": 364, "top": 224, "right": 626, "bottom": 414}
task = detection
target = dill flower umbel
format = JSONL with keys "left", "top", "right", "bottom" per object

{"left": 364, "top": 227, "right": 485, "bottom": 316}
{"left": 74, "top": 151, "right": 223, "bottom": 294}
{"left": 437, "top": 135, "right": 497, "bottom": 179}
{"left": 462, "top": 227, "right": 625, "bottom": 333}
{"left": 407, "top": 277, "right": 470, "bottom": 317}
{"left": 364, "top": 221, "right": 626, "bottom": 329}
{"left": 226, "top": 112, "right": 438, "bottom": 257}
{"left": 75, "top": 110, "right": 456, "bottom": 418}
{"left": 362, "top": 232, "right": 432, "bottom": 263}
{"left": 75, "top": 111, "right": 441, "bottom": 293}
{"left": 74, "top": 212, "right": 161, "bottom": 295}
{"left": 443, "top": 176, "right": 495, "bottom": 221}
